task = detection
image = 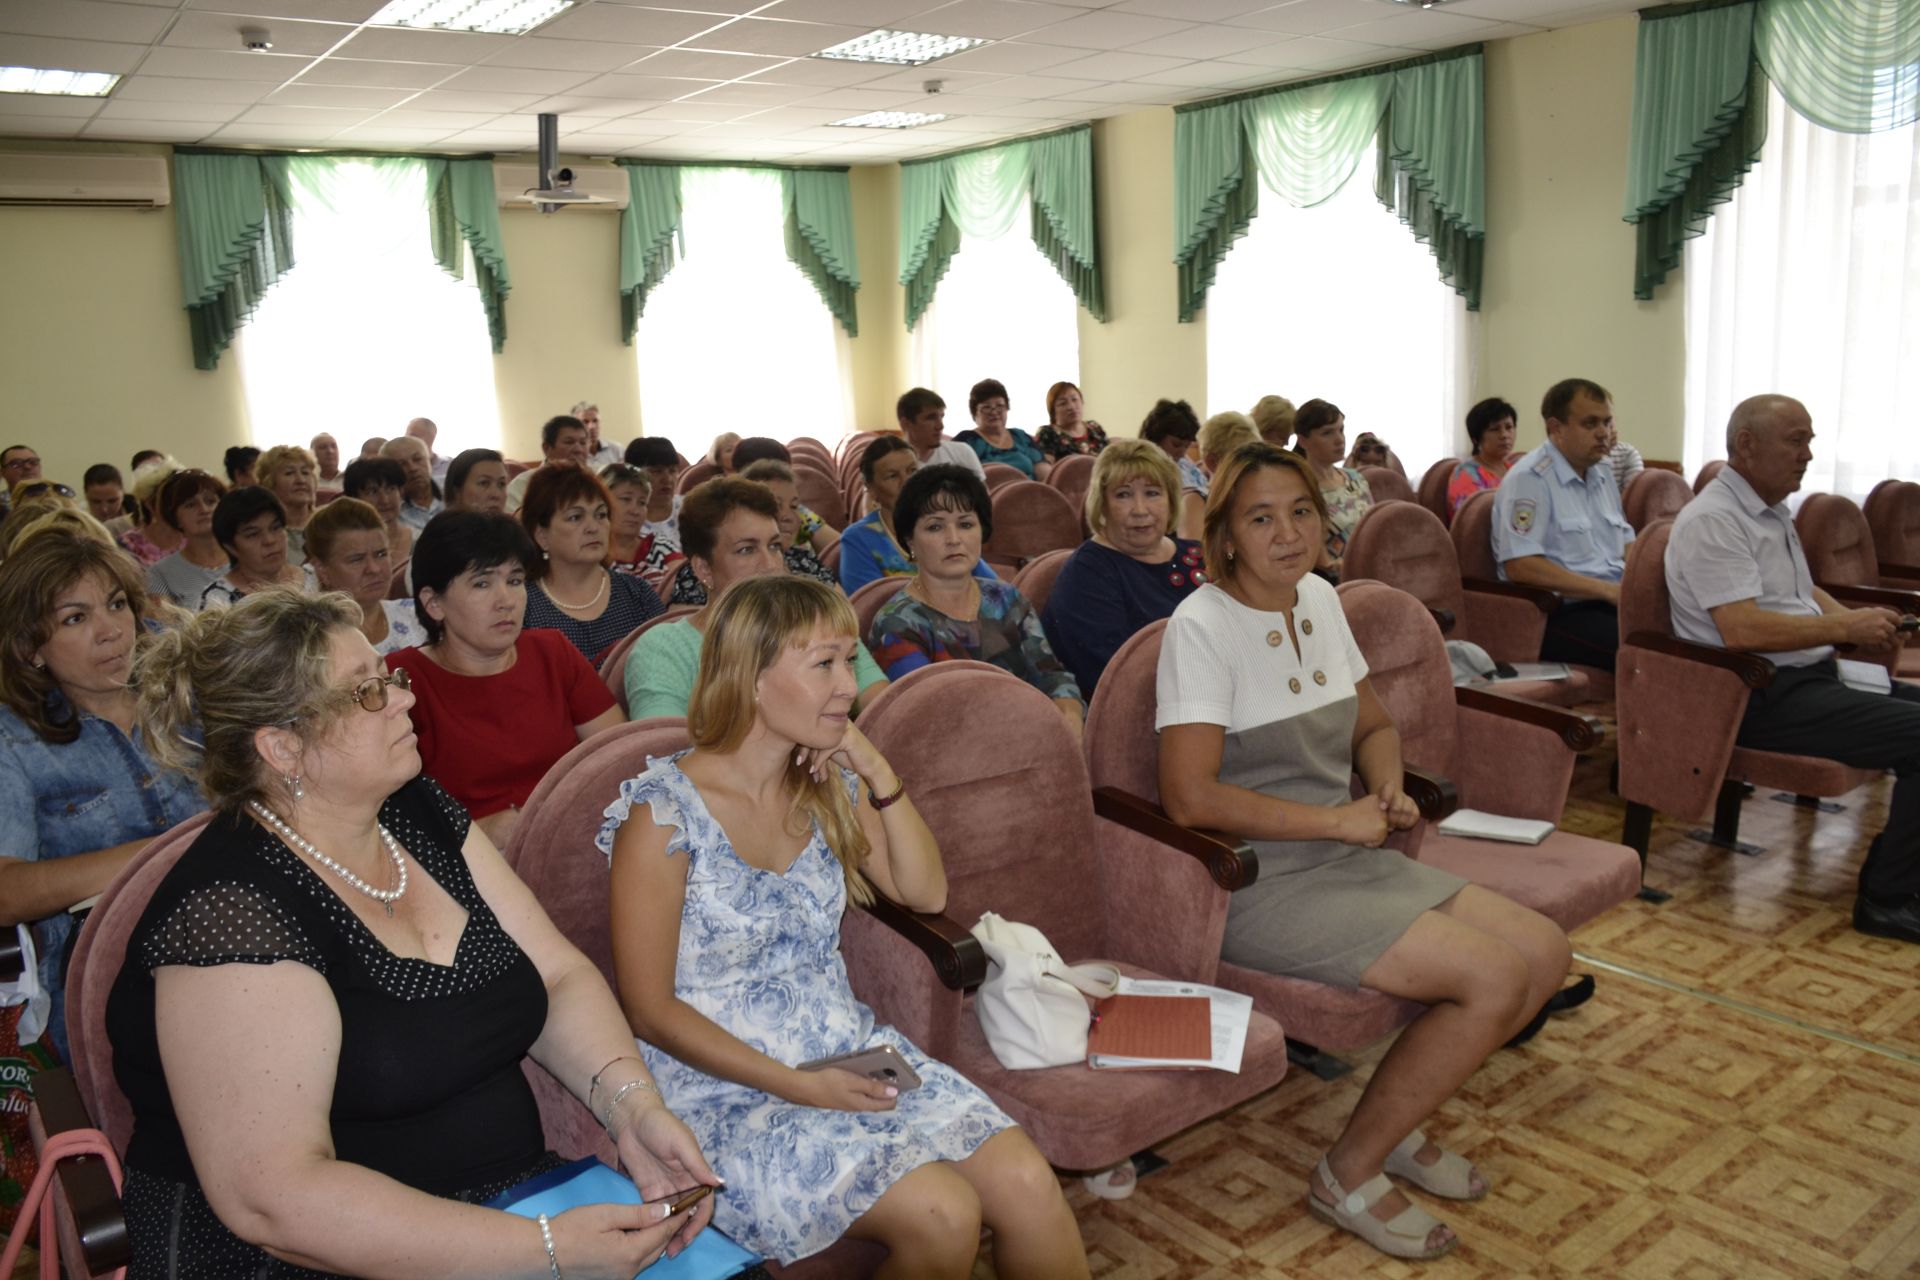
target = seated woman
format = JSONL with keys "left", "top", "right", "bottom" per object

{"left": 953, "top": 379, "right": 1049, "bottom": 480}
{"left": 627, "top": 478, "right": 887, "bottom": 719}
{"left": 1251, "top": 394, "right": 1296, "bottom": 448}
{"left": 867, "top": 465, "right": 1084, "bottom": 739}
{"left": 1140, "top": 398, "right": 1206, "bottom": 542}
{"left": 145, "top": 469, "right": 230, "bottom": 609}
{"left": 1156, "top": 443, "right": 1570, "bottom": 1262}
{"left": 605, "top": 574, "right": 1088, "bottom": 1278}
{"left": 838, "top": 437, "right": 998, "bottom": 595}
{"left": 707, "top": 432, "right": 741, "bottom": 475}
{"left": 1448, "top": 397, "right": 1519, "bottom": 516}
{"left": 445, "top": 448, "right": 511, "bottom": 516}
{"left": 1033, "top": 381, "right": 1107, "bottom": 460}
{"left": 1345, "top": 432, "right": 1393, "bottom": 473}
{"left": 389, "top": 513, "right": 624, "bottom": 848}
{"left": 306, "top": 497, "right": 425, "bottom": 655}
{"left": 1293, "top": 399, "right": 1372, "bottom": 581}
{"left": 599, "top": 462, "right": 685, "bottom": 597}
{"left": 737, "top": 460, "right": 837, "bottom": 588}
{"left": 0, "top": 531, "right": 204, "bottom": 1061}
{"left": 625, "top": 437, "right": 684, "bottom": 551}
{"left": 728, "top": 440, "right": 838, "bottom": 560}
{"left": 342, "top": 455, "right": 414, "bottom": 579}
{"left": 256, "top": 444, "right": 318, "bottom": 564}
{"left": 198, "top": 487, "right": 315, "bottom": 611}
{"left": 1041, "top": 440, "right": 1209, "bottom": 700}
{"left": 117, "top": 459, "right": 185, "bottom": 566}
{"left": 114, "top": 589, "right": 715, "bottom": 1279}
{"left": 519, "top": 464, "right": 666, "bottom": 663}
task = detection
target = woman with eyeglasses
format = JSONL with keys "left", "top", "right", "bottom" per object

{"left": 145, "top": 470, "right": 231, "bottom": 610}
{"left": 110, "top": 587, "right": 715, "bottom": 1279}
{"left": 0, "top": 531, "right": 204, "bottom": 1062}
{"left": 388, "top": 513, "right": 624, "bottom": 850}
{"left": 954, "top": 378, "right": 1049, "bottom": 481}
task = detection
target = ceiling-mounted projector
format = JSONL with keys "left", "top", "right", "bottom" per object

{"left": 510, "top": 113, "right": 612, "bottom": 213}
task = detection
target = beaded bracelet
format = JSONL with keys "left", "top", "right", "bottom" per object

{"left": 600, "top": 1078, "right": 661, "bottom": 1132}
{"left": 537, "top": 1212, "right": 562, "bottom": 1280}
{"left": 869, "top": 775, "right": 908, "bottom": 811}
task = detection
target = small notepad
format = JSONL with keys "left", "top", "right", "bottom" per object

{"left": 1437, "top": 809, "right": 1555, "bottom": 845}
{"left": 1086, "top": 994, "right": 1213, "bottom": 1070}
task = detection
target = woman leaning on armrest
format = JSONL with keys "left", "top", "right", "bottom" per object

{"left": 108, "top": 587, "right": 716, "bottom": 1279}
{"left": 1155, "top": 442, "right": 1571, "bottom": 1262}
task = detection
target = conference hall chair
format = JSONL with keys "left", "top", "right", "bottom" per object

{"left": 675, "top": 459, "right": 719, "bottom": 495}
{"left": 505, "top": 460, "right": 537, "bottom": 479}
{"left": 1341, "top": 501, "right": 1589, "bottom": 706}
{"left": 981, "top": 462, "right": 1025, "bottom": 492}
{"left": 1045, "top": 452, "right": 1094, "bottom": 521}
{"left": 503, "top": 719, "right": 886, "bottom": 1279}
{"left": 1864, "top": 480, "right": 1920, "bottom": 568}
{"left": 818, "top": 539, "right": 841, "bottom": 579}
{"left": 1417, "top": 457, "right": 1458, "bottom": 526}
{"left": 1622, "top": 467, "right": 1692, "bottom": 531}
{"left": 1795, "top": 493, "right": 1920, "bottom": 680}
{"left": 1614, "top": 519, "right": 1880, "bottom": 883}
{"left": 792, "top": 460, "right": 847, "bottom": 531}
{"left": 388, "top": 565, "right": 410, "bottom": 600}
{"left": 850, "top": 575, "right": 910, "bottom": 643}
{"left": 1359, "top": 465, "right": 1415, "bottom": 505}
{"left": 598, "top": 604, "right": 699, "bottom": 714}
{"left": 1692, "top": 459, "right": 1726, "bottom": 494}
{"left": 852, "top": 662, "right": 1291, "bottom": 1172}
{"left": 834, "top": 431, "right": 877, "bottom": 470}
{"left": 1011, "top": 548, "right": 1073, "bottom": 615}
{"left": 982, "top": 481, "right": 1081, "bottom": 571}
{"left": 788, "top": 437, "right": 831, "bottom": 465}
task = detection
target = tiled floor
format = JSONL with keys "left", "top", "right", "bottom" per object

{"left": 971, "top": 709, "right": 1920, "bottom": 1279}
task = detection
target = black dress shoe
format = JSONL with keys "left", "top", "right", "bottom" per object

{"left": 1854, "top": 893, "right": 1920, "bottom": 944}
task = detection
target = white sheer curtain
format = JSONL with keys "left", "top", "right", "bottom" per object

{"left": 237, "top": 158, "right": 502, "bottom": 454}
{"left": 910, "top": 226, "right": 1081, "bottom": 438}
{"left": 1205, "top": 144, "right": 1472, "bottom": 472}
{"left": 1685, "top": 84, "right": 1920, "bottom": 499}
{"left": 635, "top": 168, "right": 853, "bottom": 458}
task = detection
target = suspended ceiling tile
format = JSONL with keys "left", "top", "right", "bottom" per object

{"left": 632, "top": 98, "right": 760, "bottom": 122}
{"left": 929, "top": 39, "right": 1084, "bottom": 73}
{"left": 161, "top": 14, "right": 357, "bottom": 57}
{"left": 184, "top": 0, "right": 388, "bottom": 20}
{"left": 480, "top": 37, "right": 658, "bottom": 72}
{"left": 83, "top": 120, "right": 216, "bottom": 141}
{"left": 1064, "top": 79, "right": 1180, "bottom": 103}
{"left": 0, "top": 0, "right": 177, "bottom": 45}
{"left": 1220, "top": 0, "right": 1402, "bottom": 35}
{"left": 297, "top": 57, "right": 457, "bottom": 88}
{"left": 334, "top": 26, "right": 514, "bottom": 64}
{"left": 734, "top": 104, "right": 847, "bottom": 127}
{"left": 518, "top": 94, "right": 665, "bottom": 115}
{"left": 853, "top": 65, "right": 1008, "bottom": 92}
{"left": 1134, "top": 58, "right": 1276, "bottom": 87}
{"left": 754, "top": 0, "right": 933, "bottom": 23}
{"left": 570, "top": 71, "right": 724, "bottom": 97}
{"left": 677, "top": 79, "right": 816, "bottom": 105}
{"left": 1445, "top": 0, "right": 1639, "bottom": 20}
{"left": 237, "top": 102, "right": 376, "bottom": 124}
{"left": 1044, "top": 48, "right": 1193, "bottom": 79}
{"left": 981, "top": 95, "right": 1102, "bottom": 117}
{"left": 794, "top": 85, "right": 930, "bottom": 108}
{"left": 687, "top": 17, "right": 874, "bottom": 56}
{"left": 0, "top": 114, "right": 94, "bottom": 134}
{"left": 734, "top": 56, "right": 892, "bottom": 87}
{"left": 266, "top": 83, "right": 417, "bottom": 108}
{"left": 135, "top": 46, "right": 315, "bottom": 80}
{"left": 208, "top": 121, "right": 349, "bottom": 142}
{"left": 435, "top": 64, "right": 594, "bottom": 94}
{"left": 1111, "top": 0, "right": 1275, "bottom": 18}
{"left": 528, "top": 5, "right": 730, "bottom": 46}
{"left": 404, "top": 88, "right": 544, "bottom": 112}
{"left": 1332, "top": 10, "right": 1505, "bottom": 47}
{"left": 1220, "top": 33, "right": 1387, "bottom": 67}
{"left": 443, "top": 128, "right": 534, "bottom": 145}
{"left": 971, "top": 72, "right": 1091, "bottom": 97}
{"left": 624, "top": 48, "right": 789, "bottom": 79}
{"left": 0, "top": 33, "right": 151, "bottom": 74}
{"left": 368, "top": 107, "right": 501, "bottom": 127}
{"left": 112, "top": 75, "right": 274, "bottom": 103}
{"left": 1019, "top": 9, "right": 1197, "bottom": 50}
{"left": 96, "top": 97, "right": 246, "bottom": 122}
{"left": 332, "top": 126, "right": 462, "bottom": 145}
{"left": 912, "top": 0, "right": 1089, "bottom": 42}
{"left": 0, "top": 93, "right": 105, "bottom": 117}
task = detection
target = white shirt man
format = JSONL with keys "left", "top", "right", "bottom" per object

{"left": 896, "top": 388, "right": 986, "bottom": 481}
{"left": 505, "top": 416, "right": 591, "bottom": 513}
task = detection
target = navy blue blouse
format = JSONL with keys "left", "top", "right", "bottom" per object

{"left": 1040, "top": 537, "right": 1209, "bottom": 701}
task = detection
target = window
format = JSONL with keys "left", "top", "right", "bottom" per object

{"left": 634, "top": 167, "right": 852, "bottom": 458}
{"left": 1684, "top": 84, "right": 1920, "bottom": 499}
{"left": 910, "top": 226, "right": 1081, "bottom": 439}
{"left": 237, "top": 159, "right": 503, "bottom": 455}
{"left": 1206, "top": 145, "right": 1472, "bottom": 471}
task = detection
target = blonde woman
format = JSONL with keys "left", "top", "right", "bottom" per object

{"left": 257, "top": 443, "right": 319, "bottom": 564}
{"left": 707, "top": 432, "right": 741, "bottom": 474}
{"left": 1251, "top": 394, "right": 1297, "bottom": 447}
{"left": 605, "top": 575, "right": 1088, "bottom": 1279}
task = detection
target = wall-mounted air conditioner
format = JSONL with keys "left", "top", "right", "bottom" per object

{"left": 0, "top": 153, "right": 172, "bottom": 207}
{"left": 491, "top": 160, "right": 629, "bottom": 210}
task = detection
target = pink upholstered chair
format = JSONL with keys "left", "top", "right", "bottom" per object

{"left": 1045, "top": 453, "right": 1095, "bottom": 519}
{"left": 1623, "top": 467, "right": 1691, "bottom": 531}
{"left": 598, "top": 604, "right": 698, "bottom": 713}
{"left": 792, "top": 461, "right": 846, "bottom": 531}
{"left": 834, "top": 431, "right": 877, "bottom": 470}
{"left": 1417, "top": 457, "right": 1458, "bottom": 526}
{"left": 1342, "top": 502, "right": 1589, "bottom": 706}
{"left": 818, "top": 539, "right": 841, "bottom": 578}
{"left": 982, "top": 481, "right": 1081, "bottom": 569}
{"left": 850, "top": 576, "right": 910, "bottom": 644}
{"left": 1359, "top": 465, "right": 1414, "bottom": 505}
{"left": 788, "top": 438, "right": 832, "bottom": 467}
{"left": 1795, "top": 492, "right": 1920, "bottom": 679}
{"left": 1864, "top": 480, "right": 1920, "bottom": 569}
{"left": 675, "top": 459, "right": 720, "bottom": 495}
{"left": 852, "top": 663, "right": 1291, "bottom": 1171}
{"left": 504, "top": 718, "right": 886, "bottom": 1279}
{"left": 1011, "top": 547, "right": 1073, "bottom": 614}
{"left": 981, "top": 463, "right": 1025, "bottom": 492}
{"left": 1614, "top": 519, "right": 1880, "bottom": 885}
{"left": 1692, "top": 459, "right": 1726, "bottom": 494}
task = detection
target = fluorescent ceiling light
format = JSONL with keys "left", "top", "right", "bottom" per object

{"left": 813, "top": 29, "right": 987, "bottom": 66}
{"left": 0, "top": 67, "right": 119, "bottom": 96}
{"left": 830, "top": 110, "right": 950, "bottom": 129}
{"left": 368, "top": 0, "right": 574, "bottom": 36}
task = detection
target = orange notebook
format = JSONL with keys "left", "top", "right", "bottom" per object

{"left": 1085, "top": 994, "right": 1213, "bottom": 1070}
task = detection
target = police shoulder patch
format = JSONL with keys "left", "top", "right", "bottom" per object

{"left": 1510, "top": 498, "right": 1538, "bottom": 535}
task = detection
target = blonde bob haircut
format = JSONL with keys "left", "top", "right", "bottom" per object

{"left": 1199, "top": 411, "right": 1258, "bottom": 470}
{"left": 1200, "top": 442, "right": 1328, "bottom": 585}
{"left": 1085, "top": 439, "right": 1179, "bottom": 538}
{"left": 136, "top": 588, "right": 365, "bottom": 814}
{"left": 1250, "top": 395, "right": 1297, "bottom": 444}
{"left": 257, "top": 444, "right": 318, "bottom": 490}
{"left": 687, "top": 575, "right": 874, "bottom": 907}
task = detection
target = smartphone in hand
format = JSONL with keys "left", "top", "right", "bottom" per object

{"left": 657, "top": 1184, "right": 717, "bottom": 1217}
{"left": 796, "top": 1044, "right": 924, "bottom": 1092}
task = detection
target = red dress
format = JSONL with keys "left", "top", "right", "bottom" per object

{"left": 388, "top": 629, "right": 615, "bottom": 818}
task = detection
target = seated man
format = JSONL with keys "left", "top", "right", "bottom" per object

{"left": 897, "top": 387, "right": 987, "bottom": 480}
{"left": 504, "top": 414, "right": 589, "bottom": 512}
{"left": 1668, "top": 394, "right": 1920, "bottom": 942}
{"left": 1492, "top": 378, "right": 1634, "bottom": 671}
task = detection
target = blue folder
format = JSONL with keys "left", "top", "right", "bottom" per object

{"left": 486, "top": 1157, "right": 760, "bottom": 1279}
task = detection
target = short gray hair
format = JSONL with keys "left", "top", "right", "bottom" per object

{"left": 1725, "top": 394, "right": 1807, "bottom": 456}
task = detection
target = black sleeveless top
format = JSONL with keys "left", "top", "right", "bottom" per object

{"left": 106, "top": 777, "right": 552, "bottom": 1277}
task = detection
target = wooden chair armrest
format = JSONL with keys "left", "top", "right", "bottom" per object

{"left": 1402, "top": 767, "right": 1459, "bottom": 821}
{"left": 30, "top": 1066, "right": 130, "bottom": 1275}
{"left": 1818, "top": 581, "right": 1920, "bottom": 612}
{"left": 1461, "top": 577, "right": 1556, "bottom": 613}
{"left": 1623, "top": 630, "right": 1777, "bottom": 688}
{"left": 1454, "top": 685, "right": 1604, "bottom": 751}
{"left": 1091, "top": 787, "right": 1258, "bottom": 892}
{"left": 1428, "top": 607, "right": 1456, "bottom": 634}
{"left": 1879, "top": 562, "right": 1920, "bottom": 581}
{"left": 859, "top": 894, "right": 986, "bottom": 991}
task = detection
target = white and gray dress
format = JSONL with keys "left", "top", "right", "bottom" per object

{"left": 1156, "top": 578, "right": 1465, "bottom": 986}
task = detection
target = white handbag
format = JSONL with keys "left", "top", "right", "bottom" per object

{"left": 969, "top": 912, "right": 1120, "bottom": 1070}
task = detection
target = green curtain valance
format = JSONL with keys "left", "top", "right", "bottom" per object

{"left": 618, "top": 163, "right": 684, "bottom": 344}
{"left": 173, "top": 152, "right": 294, "bottom": 371}
{"left": 428, "top": 158, "right": 512, "bottom": 353}
{"left": 1172, "top": 48, "right": 1485, "bottom": 323}
{"left": 1624, "top": 0, "right": 1918, "bottom": 298}
{"left": 897, "top": 124, "right": 1104, "bottom": 331}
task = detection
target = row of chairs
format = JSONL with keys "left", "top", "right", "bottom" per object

{"left": 35, "top": 577, "right": 1643, "bottom": 1280}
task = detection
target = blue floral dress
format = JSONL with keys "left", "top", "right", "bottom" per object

{"left": 596, "top": 754, "right": 1013, "bottom": 1264}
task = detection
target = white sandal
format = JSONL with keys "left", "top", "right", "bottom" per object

{"left": 1384, "top": 1129, "right": 1489, "bottom": 1201}
{"left": 1081, "top": 1159, "right": 1137, "bottom": 1200}
{"left": 1307, "top": 1156, "right": 1457, "bottom": 1260}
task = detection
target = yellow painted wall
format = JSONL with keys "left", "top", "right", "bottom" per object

{"left": 847, "top": 164, "right": 911, "bottom": 432}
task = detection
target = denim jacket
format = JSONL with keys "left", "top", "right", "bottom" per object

{"left": 0, "top": 702, "right": 204, "bottom": 1060}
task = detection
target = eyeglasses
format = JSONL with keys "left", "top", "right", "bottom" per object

{"left": 13, "top": 481, "right": 74, "bottom": 499}
{"left": 349, "top": 668, "right": 411, "bottom": 712}
{"left": 2, "top": 456, "right": 42, "bottom": 472}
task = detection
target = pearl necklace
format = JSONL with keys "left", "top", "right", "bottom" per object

{"left": 247, "top": 801, "right": 408, "bottom": 916}
{"left": 545, "top": 571, "right": 608, "bottom": 612}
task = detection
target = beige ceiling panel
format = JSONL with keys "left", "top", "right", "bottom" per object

{"left": 0, "top": 115, "right": 96, "bottom": 134}
{"left": 435, "top": 64, "right": 594, "bottom": 93}
{"left": 208, "top": 121, "right": 348, "bottom": 142}
{"left": 332, "top": 126, "right": 462, "bottom": 145}
{"left": 1112, "top": 0, "right": 1275, "bottom": 18}
{"left": 980, "top": 96, "right": 1101, "bottom": 117}
{"left": 623, "top": 48, "right": 788, "bottom": 79}
{"left": 1064, "top": 80, "right": 1180, "bottom": 103}
{"left": 1220, "top": 0, "right": 1399, "bottom": 35}
{"left": 237, "top": 103, "right": 375, "bottom": 124}
{"left": 1019, "top": 9, "right": 1195, "bottom": 50}
{"left": 1043, "top": 48, "right": 1192, "bottom": 79}
{"left": 0, "top": 0, "right": 175, "bottom": 45}
{"left": 334, "top": 27, "right": 514, "bottom": 64}
{"left": 676, "top": 79, "right": 814, "bottom": 106}
{"left": 183, "top": 0, "right": 387, "bottom": 20}
{"left": 686, "top": 17, "right": 872, "bottom": 57}
{"left": 479, "top": 37, "right": 655, "bottom": 72}
{"left": 1134, "top": 59, "right": 1277, "bottom": 88}
{"left": 1446, "top": 0, "right": 1639, "bottom": 20}
{"left": 794, "top": 85, "right": 922, "bottom": 109}
{"left": 0, "top": 33, "right": 149, "bottom": 74}
{"left": 853, "top": 65, "right": 1008, "bottom": 92}
{"left": 96, "top": 97, "right": 245, "bottom": 122}
{"left": 1332, "top": 11, "right": 1504, "bottom": 47}
{"left": 570, "top": 71, "right": 723, "bottom": 97}
{"left": 0, "top": 94, "right": 104, "bottom": 117}
{"left": 737, "top": 105, "right": 847, "bottom": 127}
{"left": 528, "top": 5, "right": 729, "bottom": 46}
{"left": 736, "top": 57, "right": 900, "bottom": 87}
{"left": 112, "top": 75, "right": 272, "bottom": 102}
{"left": 631, "top": 99, "right": 757, "bottom": 122}
{"left": 403, "top": 88, "right": 543, "bottom": 112}
{"left": 368, "top": 107, "right": 500, "bottom": 127}
{"left": 754, "top": 0, "right": 933, "bottom": 23}
{"left": 970, "top": 73, "right": 1088, "bottom": 98}
{"left": 84, "top": 120, "right": 215, "bottom": 141}
{"left": 913, "top": 0, "right": 1087, "bottom": 41}
{"left": 519, "top": 94, "right": 666, "bottom": 115}
{"left": 265, "top": 82, "right": 417, "bottom": 108}
{"left": 1119, "top": 22, "right": 1278, "bottom": 59}
{"left": 298, "top": 58, "right": 457, "bottom": 88}
{"left": 929, "top": 39, "right": 1083, "bottom": 73}
{"left": 161, "top": 14, "right": 356, "bottom": 57}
